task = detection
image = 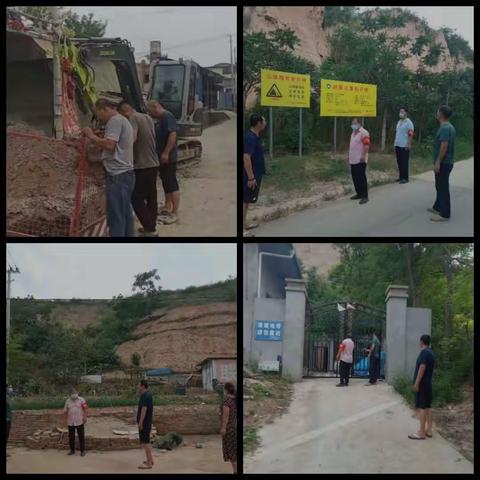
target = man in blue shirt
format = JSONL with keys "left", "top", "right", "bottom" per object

{"left": 394, "top": 107, "right": 414, "bottom": 183}
{"left": 428, "top": 105, "right": 456, "bottom": 222}
{"left": 409, "top": 334, "right": 435, "bottom": 440}
{"left": 243, "top": 114, "right": 267, "bottom": 235}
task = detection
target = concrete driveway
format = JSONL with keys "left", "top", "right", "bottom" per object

{"left": 244, "top": 378, "right": 473, "bottom": 474}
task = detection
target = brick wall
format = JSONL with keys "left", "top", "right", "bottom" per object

{"left": 9, "top": 404, "right": 221, "bottom": 445}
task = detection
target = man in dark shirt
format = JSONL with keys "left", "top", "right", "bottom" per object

{"left": 137, "top": 379, "right": 154, "bottom": 469}
{"left": 146, "top": 100, "right": 180, "bottom": 225}
{"left": 429, "top": 105, "right": 456, "bottom": 222}
{"left": 364, "top": 331, "right": 381, "bottom": 385}
{"left": 243, "top": 114, "right": 267, "bottom": 235}
{"left": 409, "top": 334, "right": 435, "bottom": 440}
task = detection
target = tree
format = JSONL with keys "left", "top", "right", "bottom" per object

{"left": 132, "top": 269, "right": 162, "bottom": 296}
{"left": 131, "top": 352, "right": 142, "bottom": 367}
{"left": 64, "top": 12, "right": 107, "bottom": 37}
{"left": 15, "top": 6, "right": 107, "bottom": 37}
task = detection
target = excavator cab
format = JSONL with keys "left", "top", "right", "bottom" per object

{"left": 148, "top": 59, "right": 203, "bottom": 138}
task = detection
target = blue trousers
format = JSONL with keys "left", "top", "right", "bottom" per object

{"left": 106, "top": 170, "right": 135, "bottom": 237}
{"left": 433, "top": 163, "right": 453, "bottom": 219}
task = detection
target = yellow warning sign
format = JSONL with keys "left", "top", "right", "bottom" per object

{"left": 320, "top": 79, "right": 377, "bottom": 117}
{"left": 261, "top": 69, "right": 310, "bottom": 108}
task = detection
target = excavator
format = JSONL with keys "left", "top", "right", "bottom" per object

{"left": 6, "top": 8, "right": 215, "bottom": 161}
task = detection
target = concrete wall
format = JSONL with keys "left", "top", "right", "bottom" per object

{"left": 282, "top": 278, "right": 307, "bottom": 382}
{"left": 405, "top": 308, "right": 432, "bottom": 379}
{"left": 385, "top": 285, "right": 432, "bottom": 383}
{"left": 250, "top": 297, "right": 285, "bottom": 365}
{"left": 243, "top": 244, "right": 259, "bottom": 362}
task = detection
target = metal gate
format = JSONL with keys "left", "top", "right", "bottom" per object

{"left": 304, "top": 301, "right": 386, "bottom": 378}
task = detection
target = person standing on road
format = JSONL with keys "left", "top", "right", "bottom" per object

{"left": 137, "top": 379, "right": 154, "bottom": 470}
{"left": 364, "top": 331, "right": 381, "bottom": 385}
{"left": 409, "top": 334, "right": 435, "bottom": 440}
{"left": 394, "top": 107, "right": 414, "bottom": 183}
{"left": 146, "top": 100, "right": 180, "bottom": 225}
{"left": 83, "top": 99, "right": 135, "bottom": 237}
{"left": 428, "top": 105, "right": 456, "bottom": 222}
{"left": 118, "top": 101, "right": 159, "bottom": 237}
{"left": 243, "top": 114, "right": 267, "bottom": 235}
{"left": 64, "top": 387, "right": 88, "bottom": 456}
{"left": 348, "top": 118, "right": 370, "bottom": 204}
{"left": 336, "top": 335, "right": 355, "bottom": 387}
{"left": 220, "top": 382, "right": 237, "bottom": 474}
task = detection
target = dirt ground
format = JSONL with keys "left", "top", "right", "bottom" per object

{"left": 6, "top": 127, "right": 104, "bottom": 236}
{"left": 6, "top": 435, "right": 231, "bottom": 474}
{"left": 144, "top": 113, "right": 237, "bottom": 237}
{"left": 432, "top": 385, "right": 474, "bottom": 462}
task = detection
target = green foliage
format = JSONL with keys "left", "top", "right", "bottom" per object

{"left": 64, "top": 11, "right": 107, "bottom": 37}
{"left": 306, "top": 243, "right": 473, "bottom": 404}
{"left": 132, "top": 269, "right": 162, "bottom": 296}
{"left": 244, "top": 9, "right": 473, "bottom": 156}
{"left": 8, "top": 278, "right": 236, "bottom": 395}
{"left": 244, "top": 427, "right": 260, "bottom": 453}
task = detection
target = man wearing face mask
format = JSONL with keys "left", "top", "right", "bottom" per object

{"left": 64, "top": 388, "right": 88, "bottom": 456}
{"left": 348, "top": 118, "right": 370, "bottom": 204}
{"left": 394, "top": 107, "right": 414, "bottom": 183}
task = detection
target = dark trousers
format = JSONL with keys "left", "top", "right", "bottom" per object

{"left": 131, "top": 167, "right": 158, "bottom": 232}
{"left": 395, "top": 146, "right": 410, "bottom": 181}
{"left": 433, "top": 163, "right": 453, "bottom": 219}
{"left": 369, "top": 356, "right": 380, "bottom": 383}
{"left": 68, "top": 424, "right": 85, "bottom": 453}
{"left": 339, "top": 360, "right": 352, "bottom": 385}
{"left": 106, "top": 170, "right": 135, "bottom": 237}
{"left": 350, "top": 163, "right": 368, "bottom": 199}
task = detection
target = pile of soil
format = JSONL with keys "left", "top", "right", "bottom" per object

{"left": 434, "top": 385, "right": 473, "bottom": 462}
{"left": 7, "top": 128, "right": 105, "bottom": 236}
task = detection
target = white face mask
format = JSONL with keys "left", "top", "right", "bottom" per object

{"left": 399, "top": 112, "right": 405, "bottom": 119}
{"left": 351, "top": 124, "right": 360, "bottom": 131}
{"left": 70, "top": 393, "right": 78, "bottom": 400}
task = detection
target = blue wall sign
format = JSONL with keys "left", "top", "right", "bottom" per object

{"left": 255, "top": 320, "right": 283, "bottom": 341}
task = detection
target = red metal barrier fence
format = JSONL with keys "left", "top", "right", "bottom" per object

{"left": 6, "top": 131, "right": 107, "bottom": 237}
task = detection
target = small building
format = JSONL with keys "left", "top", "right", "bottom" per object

{"left": 197, "top": 356, "right": 237, "bottom": 392}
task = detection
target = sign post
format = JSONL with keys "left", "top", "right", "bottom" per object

{"left": 269, "top": 107, "right": 273, "bottom": 159}
{"left": 260, "top": 69, "right": 311, "bottom": 158}
{"left": 299, "top": 108, "right": 303, "bottom": 157}
{"left": 333, "top": 117, "right": 337, "bottom": 154}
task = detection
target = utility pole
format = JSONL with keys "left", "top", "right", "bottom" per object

{"left": 6, "top": 264, "right": 20, "bottom": 379}
{"left": 228, "top": 33, "right": 236, "bottom": 111}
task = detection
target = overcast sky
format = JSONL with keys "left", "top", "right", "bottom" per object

{"left": 70, "top": 6, "right": 236, "bottom": 66}
{"left": 7, "top": 244, "right": 236, "bottom": 299}
{"left": 359, "top": 6, "right": 474, "bottom": 48}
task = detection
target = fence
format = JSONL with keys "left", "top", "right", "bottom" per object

{"left": 6, "top": 131, "right": 107, "bottom": 237}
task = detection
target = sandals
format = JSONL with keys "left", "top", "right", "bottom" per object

{"left": 408, "top": 433, "right": 426, "bottom": 440}
{"left": 138, "top": 464, "right": 153, "bottom": 469}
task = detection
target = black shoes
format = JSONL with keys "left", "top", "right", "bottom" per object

{"left": 399, "top": 179, "right": 409, "bottom": 184}
{"left": 68, "top": 451, "right": 75, "bottom": 455}
{"left": 359, "top": 198, "right": 369, "bottom": 204}
{"left": 350, "top": 194, "right": 361, "bottom": 200}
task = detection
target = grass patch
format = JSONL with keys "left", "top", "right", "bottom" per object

{"left": 11, "top": 394, "right": 218, "bottom": 410}
{"left": 244, "top": 427, "right": 260, "bottom": 454}
{"left": 263, "top": 139, "right": 473, "bottom": 194}
{"left": 391, "top": 372, "right": 466, "bottom": 408}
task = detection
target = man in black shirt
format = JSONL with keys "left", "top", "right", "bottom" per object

{"left": 146, "top": 100, "right": 180, "bottom": 225}
{"left": 409, "top": 334, "right": 435, "bottom": 440}
{"left": 137, "top": 379, "right": 154, "bottom": 469}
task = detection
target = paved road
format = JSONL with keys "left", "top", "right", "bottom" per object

{"left": 135, "top": 113, "right": 236, "bottom": 237}
{"left": 255, "top": 158, "right": 473, "bottom": 237}
{"left": 7, "top": 435, "right": 230, "bottom": 474}
{"left": 244, "top": 379, "right": 473, "bottom": 474}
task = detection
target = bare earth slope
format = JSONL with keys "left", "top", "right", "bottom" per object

{"left": 116, "top": 302, "right": 237, "bottom": 372}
